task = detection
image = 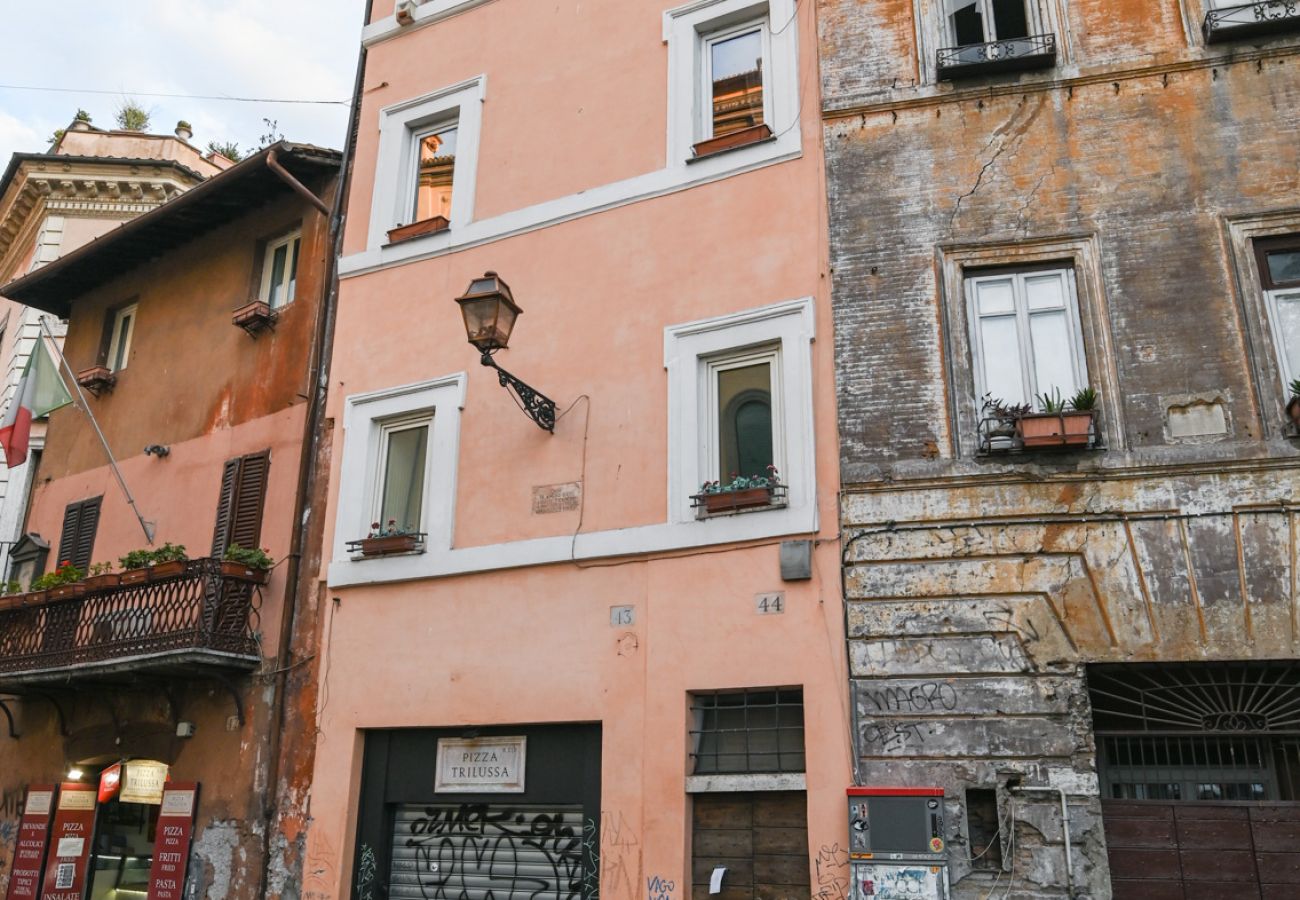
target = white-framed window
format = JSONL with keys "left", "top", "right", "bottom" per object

{"left": 945, "top": 0, "right": 1034, "bottom": 46}
{"left": 106, "top": 303, "right": 137, "bottom": 373}
{"left": 664, "top": 0, "right": 799, "bottom": 164}
{"left": 367, "top": 77, "right": 484, "bottom": 250}
{"left": 700, "top": 19, "right": 771, "bottom": 142}
{"left": 665, "top": 297, "right": 815, "bottom": 525}
{"left": 1257, "top": 238, "right": 1300, "bottom": 388}
{"left": 373, "top": 413, "right": 433, "bottom": 534}
{"left": 333, "top": 374, "right": 466, "bottom": 569}
{"left": 260, "top": 231, "right": 301, "bottom": 309}
{"left": 705, "top": 345, "right": 783, "bottom": 483}
{"left": 966, "top": 267, "right": 1088, "bottom": 410}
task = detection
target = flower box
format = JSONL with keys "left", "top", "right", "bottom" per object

{"left": 148, "top": 560, "right": 188, "bottom": 581}
{"left": 356, "top": 534, "right": 422, "bottom": 556}
{"left": 75, "top": 365, "right": 116, "bottom": 396}
{"left": 47, "top": 582, "right": 85, "bottom": 601}
{"left": 26, "top": 590, "right": 47, "bottom": 605}
{"left": 220, "top": 560, "right": 270, "bottom": 584}
{"left": 232, "top": 300, "right": 277, "bottom": 335}
{"left": 387, "top": 216, "right": 450, "bottom": 245}
{"left": 1018, "top": 411, "right": 1094, "bottom": 448}
{"left": 691, "top": 123, "right": 773, "bottom": 159}
{"left": 691, "top": 485, "right": 785, "bottom": 515}
{"left": 118, "top": 567, "right": 150, "bottom": 586}
{"left": 83, "top": 573, "right": 121, "bottom": 591}
{"left": 0, "top": 594, "right": 25, "bottom": 611}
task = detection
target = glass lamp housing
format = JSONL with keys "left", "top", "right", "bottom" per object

{"left": 455, "top": 271, "right": 520, "bottom": 352}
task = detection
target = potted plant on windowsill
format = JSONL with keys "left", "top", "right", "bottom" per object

{"left": 0, "top": 580, "right": 25, "bottom": 611}
{"left": 1285, "top": 378, "right": 1300, "bottom": 434}
{"left": 83, "top": 561, "right": 120, "bottom": 591}
{"left": 386, "top": 216, "right": 450, "bottom": 245}
{"left": 356, "top": 520, "right": 423, "bottom": 556}
{"left": 1018, "top": 387, "right": 1097, "bottom": 449}
{"left": 980, "top": 395, "right": 1032, "bottom": 452}
{"left": 221, "top": 543, "right": 273, "bottom": 584}
{"left": 33, "top": 561, "right": 86, "bottom": 601}
{"left": 147, "top": 543, "right": 189, "bottom": 580}
{"left": 691, "top": 465, "right": 786, "bottom": 515}
{"left": 118, "top": 548, "right": 154, "bottom": 585}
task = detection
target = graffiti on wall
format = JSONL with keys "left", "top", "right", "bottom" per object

{"left": 599, "top": 810, "right": 640, "bottom": 900}
{"left": 646, "top": 874, "right": 676, "bottom": 900}
{"left": 404, "top": 804, "right": 585, "bottom": 900}
{"left": 813, "top": 843, "right": 849, "bottom": 900}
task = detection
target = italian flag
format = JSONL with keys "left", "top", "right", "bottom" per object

{"left": 0, "top": 336, "right": 71, "bottom": 468}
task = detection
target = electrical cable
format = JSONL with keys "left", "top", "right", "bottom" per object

{"left": 0, "top": 83, "right": 349, "bottom": 105}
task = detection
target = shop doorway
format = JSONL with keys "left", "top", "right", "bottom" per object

{"left": 75, "top": 761, "right": 164, "bottom": 900}
{"left": 1088, "top": 662, "right": 1300, "bottom": 898}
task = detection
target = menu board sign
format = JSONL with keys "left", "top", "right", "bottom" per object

{"left": 4, "top": 785, "right": 56, "bottom": 900}
{"left": 38, "top": 783, "right": 96, "bottom": 900}
{"left": 147, "top": 782, "right": 199, "bottom": 900}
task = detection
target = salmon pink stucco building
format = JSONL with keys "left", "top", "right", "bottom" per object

{"left": 304, "top": 0, "right": 850, "bottom": 898}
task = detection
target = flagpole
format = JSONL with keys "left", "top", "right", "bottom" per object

{"left": 38, "top": 316, "right": 154, "bottom": 544}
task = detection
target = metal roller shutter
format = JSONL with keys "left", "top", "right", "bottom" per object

{"left": 389, "top": 802, "right": 587, "bottom": 900}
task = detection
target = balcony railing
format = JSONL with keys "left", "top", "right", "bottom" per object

{"left": 0, "top": 557, "right": 261, "bottom": 685}
{"left": 937, "top": 33, "right": 1057, "bottom": 79}
{"left": 1204, "top": 1, "right": 1300, "bottom": 43}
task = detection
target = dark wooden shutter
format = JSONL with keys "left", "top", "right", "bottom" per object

{"left": 55, "top": 497, "right": 102, "bottom": 572}
{"left": 211, "top": 451, "right": 270, "bottom": 557}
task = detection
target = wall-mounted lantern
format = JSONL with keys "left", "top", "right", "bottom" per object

{"left": 455, "top": 271, "right": 557, "bottom": 432}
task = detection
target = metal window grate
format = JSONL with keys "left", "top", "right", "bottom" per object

{"left": 689, "top": 687, "right": 805, "bottom": 774}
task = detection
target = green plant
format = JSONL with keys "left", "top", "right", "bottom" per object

{"left": 48, "top": 128, "right": 66, "bottom": 147}
{"left": 74, "top": 109, "right": 91, "bottom": 123}
{"left": 206, "top": 140, "right": 244, "bottom": 161}
{"left": 115, "top": 98, "right": 151, "bottom": 132}
{"left": 699, "top": 465, "right": 782, "bottom": 495}
{"left": 151, "top": 543, "right": 188, "bottom": 563}
{"left": 1, "top": 580, "right": 21, "bottom": 595}
{"left": 224, "top": 543, "right": 273, "bottom": 569}
{"left": 981, "top": 394, "right": 1032, "bottom": 422}
{"left": 1069, "top": 386, "right": 1099, "bottom": 411}
{"left": 119, "top": 549, "right": 154, "bottom": 569}
{"left": 1036, "top": 386, "right": 1065, "bottom": 413}
{"left": 88, "top": 561, "right": 114, "bottom": 576}
{"left": 31, "top": 561, "right": 84, "bottom": 590}
{"left": 176, "top": 120, "right": 192, "bottom": 130}
{"left": 1289, "top": 378, "right": 1300, "bottom": 400}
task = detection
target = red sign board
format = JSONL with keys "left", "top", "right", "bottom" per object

{"left": 97, "top": 764, "right": 121, "bottom": 804}
{"left": 38, "top": 783, "right": 97, "bottom": 900}
{"left": 4, "top": 784, "right": 56, "bottom": 900}
{"left": 146, "top": 782, "right": 199, "bottom": 900}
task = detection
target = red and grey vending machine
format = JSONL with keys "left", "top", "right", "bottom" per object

{"left": 847, "top": 787, "right": 950, "bottom": 900}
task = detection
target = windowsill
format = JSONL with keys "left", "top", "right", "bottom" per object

{"left": 686, "top": 773, "right": 806, "bottom": 793}
{"left": 937, "top": 33, "right": 1057, "bottom": 80}
{"left": 695, "top": 500, "right": 788, "bottom": 519}
{"left": 1204, "top": 2, "right": 1300, "bottom": 44}
{"left": 689, "top": 123, "right": 775, "bottom": 162}
{"left": 386, "top": 216, "right": 451, "bottom": 245}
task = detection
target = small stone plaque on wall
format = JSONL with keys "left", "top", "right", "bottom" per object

{"left": 435, "top": 736, "right": 527, "bottom": 793}
{"left": 532, "top": 481, "right": 581, "bottom": 514}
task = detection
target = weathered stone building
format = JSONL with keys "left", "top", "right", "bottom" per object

{"left": 817, "top": 0, "right": 1300, "bottom": 896}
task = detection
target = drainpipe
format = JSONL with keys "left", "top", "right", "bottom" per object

{"left": 1010, "top": 786, "right": 1074, "bottom": 898}
{"left": 254, "top": 1, "right": 371, "bottom": 895}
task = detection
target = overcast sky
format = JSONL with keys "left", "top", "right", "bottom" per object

{"left": 0, "top": 1, "right": 363, "bottom": 167}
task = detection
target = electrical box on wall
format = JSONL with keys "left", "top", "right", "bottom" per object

{"left": 848, "top": 787, "right": 949, "bottom": 900}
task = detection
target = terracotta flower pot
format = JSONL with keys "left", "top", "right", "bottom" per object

{"left": 358, "top": 534, "right": 421, "bottom": 556}
{"left": 47, "top": 583, "right": 85, "bottom": 601}
{"left": 697, "top": 486, "right": 776, "bottom": 514}
{"left": 220, "top": 560, "right": 270, "bottom": 584}
{"left": 83, "top": 573, "right": 121, "bottom": 592}
{"left": 148, "top": 560, "right": 188, "bottom": 581}
{"left": 26, "top": 590, "right": 47, "bottom": 604}
{"left": 691, "top": 123, "right": 773, "bottom": 158}
{"left": 1018, "top": 411, "right": 1094, "bottom": 448}
{"left": 118, "top": 567, "right": 150, "bottom": 586}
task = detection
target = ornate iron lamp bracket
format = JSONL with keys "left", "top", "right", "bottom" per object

{"left": 480, "top": 351, "right": 557, "bottom": 433}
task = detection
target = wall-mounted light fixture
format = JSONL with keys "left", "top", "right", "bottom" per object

{"left": 455, "top": 271, "right": 557, "bottom": 432}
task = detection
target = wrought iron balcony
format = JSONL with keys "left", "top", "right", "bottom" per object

{"left": 0, "top": 557, "right": 261, "bottom": 687}
{"left": 1204, "top": 1, "right": 1300, "bottom": 43}
{"left": 937, "top": 33, "right": 1057, "bottom": 80}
